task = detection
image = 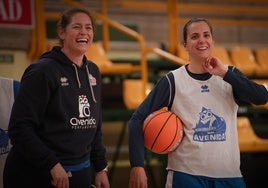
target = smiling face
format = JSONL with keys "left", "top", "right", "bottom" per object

{"left": 58, "top": 12, "right": 94, "bottom": 56}
{"left": 183, "top": 21, "right": 214, "bottom": 64}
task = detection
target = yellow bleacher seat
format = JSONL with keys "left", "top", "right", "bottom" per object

{"left": 252, "top": 79, "right": 268, "bottom": 110}
{"left": 237, "top": 116, "right": 268, "bottom": 152}
{"left": 230, "top": 46, "right": 258, "bottom": 77}
{"left": 177, "top": 44, "right": 188, "bottom": 61}
{"left": 255, "top": 47, "right": 268, "bottom": 77}
{"left": 122, "top": 79, "right": 145, "bottom": 110}
{"left": 212, "top": 46, "right": 233, "bottom": 66}
{"left": 85, "top": 42, "right": 141, "bottom": 74}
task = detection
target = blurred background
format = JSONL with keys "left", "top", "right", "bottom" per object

{"left": 0, "top": 0, "right": 268, "bottom": 187}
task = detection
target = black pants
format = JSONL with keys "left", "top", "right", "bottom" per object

{"left": 68, "top": 167, "right": 92, "bottom": 188}
{"left": 4, "top": 149, "right": 92, "bottom": 188}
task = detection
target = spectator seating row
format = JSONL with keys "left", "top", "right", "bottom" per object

{"left": 85, "top": 42, "right": 142, "bottom": 74}
{"left": 177, "top": 45, "right": 268, "bottom": 78}
{"left": 237, "top": 116, "right": 268, "bottom": 152}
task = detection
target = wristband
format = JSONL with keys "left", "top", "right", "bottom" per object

{"left": 101, "top": 166, "right": 108, "bottom": 173}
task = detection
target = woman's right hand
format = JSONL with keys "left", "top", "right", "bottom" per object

{"left": 128, "top": 167, "right": 148, "bottom": 188}
{"left": 50, "top": 163, "right": 69, "bottom": 188}
{"left": 203, "top": 56, "right": 228, "bottom": 78}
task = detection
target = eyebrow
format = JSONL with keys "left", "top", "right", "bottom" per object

{"left": 190, "top": 31, "right": 210, "bottom": 35}
{"left": 71, "top": 23, "right": 92, "bottom": 26}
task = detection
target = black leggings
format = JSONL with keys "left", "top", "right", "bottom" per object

{"left": 4, "top": 150, "right": 92, "bottom": 188}
{"left": 4, "top": 166, "right": 92, "bottom": 188}
{"left": 68, "top": 167, "right": 92, "bottom": 188}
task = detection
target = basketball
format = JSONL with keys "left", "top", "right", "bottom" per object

{"left": 142, "top": 108, "right": 183, "bottom": 154}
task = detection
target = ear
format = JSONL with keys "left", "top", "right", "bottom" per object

{"left": 212, "top": 38, "right": 215, "bottom": 46}
{"left": 182, "top": 42, "right": 189, "bottom": 52}
{"left": 57, "top": 27, "right": 65, "bottom": 40}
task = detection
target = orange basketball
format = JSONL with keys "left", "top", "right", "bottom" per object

{"left": 143, "top": 108, "right": 183, "bottom": 154}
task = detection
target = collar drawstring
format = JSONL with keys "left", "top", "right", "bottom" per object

{"left": 86, "top": 65, "right": 97, "bottom": 103}
{"left": 72, "top": 64, "right": 81, "bottom": 88}
{"left": 72, "top": 64, "right": 97, "bottom": 103}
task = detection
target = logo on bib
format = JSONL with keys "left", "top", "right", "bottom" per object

{"left": 193, "top": 107, "right": 226, "bottom": 142}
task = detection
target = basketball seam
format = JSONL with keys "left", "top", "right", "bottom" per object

{"left": 142, "top": 110, "right": 168, "bottom": 135}
{"left": 151, "top": 112, "right": 173, "bottom": 151}
{"left": 161, "top": 116, "right": 182, "bottom": 153}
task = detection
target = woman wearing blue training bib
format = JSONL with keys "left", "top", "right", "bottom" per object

{"left": 128, "top": 18, "right": 268, "bottom": 188}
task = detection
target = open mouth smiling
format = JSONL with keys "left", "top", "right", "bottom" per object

{"left": 197, "top": 46, "right": 208, "bottom": 51}
{"left": 76, "top": 39, "right": 88, "bottom": 44}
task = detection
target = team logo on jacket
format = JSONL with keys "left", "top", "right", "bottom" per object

{"left": 193, "top": 107, "right": 226, "bottom": 142}
{"left": 88, "top": 74, "right": 96, "bottom": 86}
{"left": 79, "top": 95, "right": 90, "bottom": 118}
{"left": 0, "top": 128, "right": 10, "bottom": 155}
{"left": 60, "top": 77, "right": 69, "bottom": 86}
{"left": 70, "top": 95, "right": 96, "bottom": 129}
